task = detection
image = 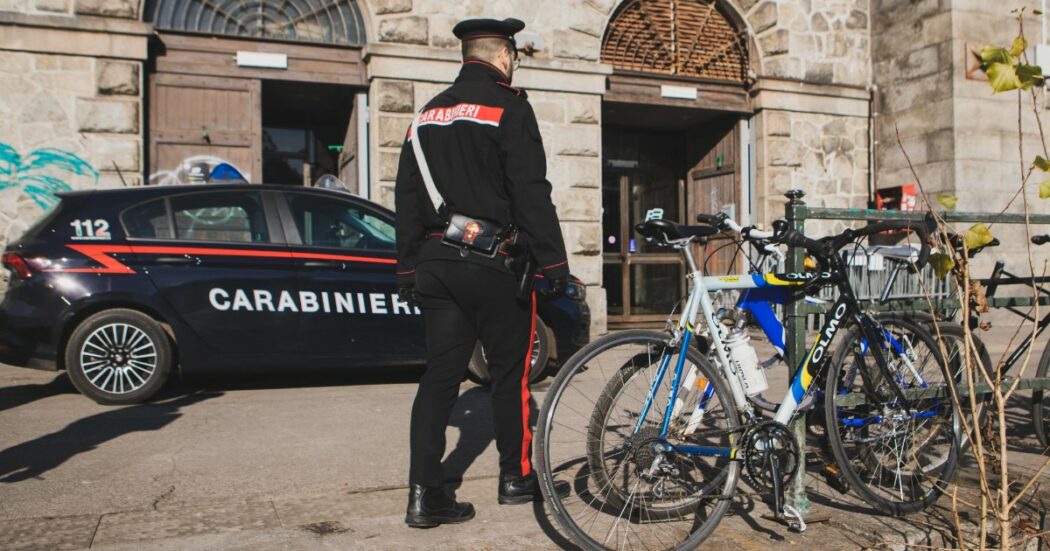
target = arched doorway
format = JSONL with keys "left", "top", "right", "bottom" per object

{"left": 143, "top": 0, "right": 368, "bottom": 188}
{"left": 600, "top": 0, "right": 754, "bottom": 326}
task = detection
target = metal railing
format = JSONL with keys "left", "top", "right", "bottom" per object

{"left": 779, "top": 190, "right": 1050, "bottom": 515}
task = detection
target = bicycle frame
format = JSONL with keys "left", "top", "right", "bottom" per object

{"left": 634, "top": 242, "right": 916, "bottom": 458}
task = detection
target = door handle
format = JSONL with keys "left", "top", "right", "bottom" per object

{"left": 303, "top": 260, "right": 343, "bottom": 269}
{"left": 155, "top": 255, "right": 199, "bottom": 265}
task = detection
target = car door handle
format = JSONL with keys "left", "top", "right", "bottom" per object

{"left": 303, "top": 260, "right": 343, "bottom": 269}
{"left": 154, "top": 255, "right": 199, "bottom": 265}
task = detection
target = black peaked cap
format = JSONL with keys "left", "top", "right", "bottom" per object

{"left": 452, "top": 18, "right": 526, "bottom": 42}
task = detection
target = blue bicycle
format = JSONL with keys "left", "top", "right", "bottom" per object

{"left": 536, "top": 212, "right": 958, "bottom": 550}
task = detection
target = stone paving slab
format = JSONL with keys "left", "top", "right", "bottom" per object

{"left": 0, "top": 514, "right": 98, "bottom": 550}
{"left": 91, "top": 500, "right": 280, "bottom": 546}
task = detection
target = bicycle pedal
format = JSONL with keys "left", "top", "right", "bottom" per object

{"left": 822, "top": 464, "right": 850, "bottom": 495}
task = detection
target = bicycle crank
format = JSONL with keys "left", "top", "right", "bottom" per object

{"left": 740, "top": 420, "right": 800, "bottom": 494}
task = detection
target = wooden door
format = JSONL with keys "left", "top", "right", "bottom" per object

{"left": 149, "top": 73, "right": 262, "bottom": 182}
{"left": 688, "top": 119, "right": 740, "bottom": 275}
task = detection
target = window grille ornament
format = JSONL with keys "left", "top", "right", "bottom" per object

{"left": 602, "top": 0, "right": 749, "bottom": 83}
{"left": 144, "top": 0, "right": 367, "bottom": 46}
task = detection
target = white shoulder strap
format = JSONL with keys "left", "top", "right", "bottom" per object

{"left": 410, "top": 112, "right": 444, "bottom": 213}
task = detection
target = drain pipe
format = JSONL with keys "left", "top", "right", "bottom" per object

{"left": 868, "top": 84, "right": 880, "bottom": 208}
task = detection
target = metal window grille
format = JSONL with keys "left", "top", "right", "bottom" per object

{"left": 601, "top": 0, "right": 749, "bottom": 83}
{"left": 144, "top": 0, "right": 367, "bottom": 46}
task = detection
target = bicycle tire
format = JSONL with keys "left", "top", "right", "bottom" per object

{"left": 919, "top": 321, "right": 992, "bottom": 452}
{"left": 536, "top": 330, "right": 741, "bottom": 551}
{"left": 1033, "top": 339, "right": 1050, "bottom": 449}
{"left": 824, "top": 316, "right": 960, "bottom": 515}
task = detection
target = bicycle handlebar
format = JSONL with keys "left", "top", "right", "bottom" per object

{"left": 694, "top": 211, "right": 936, "bottom": 269}
{"left": 781, "top": 216, "right": 936, "bottom": 269}
{"left": 695, "top": 212, "right": 779, "bottom": 255}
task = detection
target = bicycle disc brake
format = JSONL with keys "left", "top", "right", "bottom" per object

{"left": 740, "top": 420, "right": 800, "bottom": 493}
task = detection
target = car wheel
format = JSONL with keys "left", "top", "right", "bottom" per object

{"left": 466, "top": 320, "right": 553, "bottom": 386}
{"left": 65, "top": 309, "right": 173, "bottom": 405}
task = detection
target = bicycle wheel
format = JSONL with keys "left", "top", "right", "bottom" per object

{"left": 1034, "top": 341, "right": 1050, "bottom": 449}
{"left": 825, "top": 316, "right": 959, "bottom": 515}
{"left": 921, "top": 321, "right": 991, "bottom": 452}
{"left": 536, "top": 330, "right": 741, "bottom": 551}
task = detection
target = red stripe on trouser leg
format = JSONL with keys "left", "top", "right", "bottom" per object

{"left": 520, "top": 291, "right": 536, "bottom": 477}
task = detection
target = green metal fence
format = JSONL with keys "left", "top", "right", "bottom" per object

{"left": 778, "top": 190, "right": 1050, "bottom": 515}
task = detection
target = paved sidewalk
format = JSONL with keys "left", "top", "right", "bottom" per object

{"left": 0, "top": 472, "right": 968, "bottom": 550}
{"left": 0, "top": 320, "right": 1046, "bottom": 550}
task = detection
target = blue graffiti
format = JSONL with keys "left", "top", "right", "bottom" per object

{"left": 0, "top": 143, "right": 99, "bottom": 209}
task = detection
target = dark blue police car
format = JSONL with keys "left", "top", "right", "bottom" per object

{"left": 0, "top": 185, "right": 589, "bottom": 404}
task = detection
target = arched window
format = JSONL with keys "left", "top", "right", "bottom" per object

{"left": 144, "top": 0, "right": 367, "bottom": 46}
{"left": 602, "top": 0, "right": 749, "bottom": 83}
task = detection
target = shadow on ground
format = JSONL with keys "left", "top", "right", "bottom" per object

{"left": 0, "top": 374, "right": 78, "bottom": 413}
{"left": 0, "top": 390, "right": 220, "bottom": 483}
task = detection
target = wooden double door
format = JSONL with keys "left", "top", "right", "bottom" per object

{"left": 147, "top": 33, "right": 367, "bottom": 187}
{"left": 603, "top": 117, "right": 743, "bottom": 326}
{"left": 150, "top": 73, "right": 262, "bottom": 182}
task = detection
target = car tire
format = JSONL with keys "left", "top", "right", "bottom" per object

{"left": 65, "top": 309, "right": 173, "bottom": 405}
{"left": 466, "top": 320, "right": 553, "bottom": 386}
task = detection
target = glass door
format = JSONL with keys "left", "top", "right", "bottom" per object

{"left": 603, "top": 168, "right": 686, "bottom": 325}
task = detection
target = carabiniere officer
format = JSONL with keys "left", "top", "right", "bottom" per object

{"left": 394, "top": 17, "right": 570, "bottom": 528}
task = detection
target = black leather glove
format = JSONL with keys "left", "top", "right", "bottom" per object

{"left": 540, "top": 275, "right": 568, "bottom": 297}
{"left": 398, "top": 284, "right": 421, "bottom": 309}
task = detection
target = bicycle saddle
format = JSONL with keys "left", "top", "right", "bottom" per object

{"left": 869, "top": 244, "right": 919, "bottom": 262}
{"left": 635, "top": 219, "right": 720, "bottom": 243}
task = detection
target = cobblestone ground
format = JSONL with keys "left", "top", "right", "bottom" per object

{"left": 0, "top": 327, "right": 1046, "bottom": 550}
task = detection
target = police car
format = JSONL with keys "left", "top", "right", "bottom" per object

{"left": 0, "top": 184, "right": 590, "bottom": 404}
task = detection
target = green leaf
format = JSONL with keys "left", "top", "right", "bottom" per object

{"left": 964, "top": 222, "right": 995, "bottom": 250}
{"left": 1010, "top": 35, "right": 1028, "bottom": 57}
{"left": 987, "top": 62, "right": 1022, "bottom": 93}
{"left": 1035, "top": 156, "right": 1050, "bottom": 171}
{"left": 1040, "top": 180, "right": 1050, "bottom": 199}
{"left": 980, "top": 46, "right": 1013, "bottom": 65}
{"left": 929, "top": 252, "right": 955, "bottom": 279}
{"left": 1017, "top": 64, "right": 1046, "bottom": 90}
{"left": 936, "top": 193, "right": 958, "bottom": 210}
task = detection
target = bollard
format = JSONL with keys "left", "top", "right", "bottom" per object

{"left": 783, "top": 189, "right": 811, "bottom": 517}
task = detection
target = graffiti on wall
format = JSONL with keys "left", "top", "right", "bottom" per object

{"left": 0, "top": 143, "right": 99, "bottom": 210}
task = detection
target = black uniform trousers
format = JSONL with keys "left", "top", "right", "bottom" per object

{"left": 409, "top": 259, "right": 535, "bottom": 488}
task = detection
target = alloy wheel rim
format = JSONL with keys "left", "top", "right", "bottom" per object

{"left": 80, "top": 323, "right": 157, "bottom": 394}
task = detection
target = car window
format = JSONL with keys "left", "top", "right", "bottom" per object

{"left": 122, "top": 199, "right": 172, "bottom": 239}
{"left": 284, "top": 194, "right": 396, "bottom": 251}
{"left": 170, "top": 192, "right": 270, "bottom": 243}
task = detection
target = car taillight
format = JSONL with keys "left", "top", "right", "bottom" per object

{"left": 2, "top": 252, "right": 34, "bottom": 279}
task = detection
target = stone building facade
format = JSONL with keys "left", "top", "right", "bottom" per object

{"left": 0, "top": 0, "right": 1047, "bottom": 333}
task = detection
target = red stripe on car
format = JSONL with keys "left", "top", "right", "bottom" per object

{"left": 46, "top": 244, "right": 396, "bottom": 274}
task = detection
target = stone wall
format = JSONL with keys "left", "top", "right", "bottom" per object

{"left": 0, "top": 48, "right": 143, "bottom": 246}
{"left": 756, "top": 107, "right": 870, "bottom": 234}
{"left": 0, "top": 4, "right": 146, "bottom": 263}
{"left": 753, "top": 0, "right": 871, "bottom": 88}
{"left": 873, "top": 0, "right": 954, "bottom": 198}
{"left": 874, "top": 0, "right": 1050, "bottom": 280}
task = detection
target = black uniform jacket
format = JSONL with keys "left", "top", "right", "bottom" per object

{"left": 394, "top": 60, "right": 569, "bottom": 286}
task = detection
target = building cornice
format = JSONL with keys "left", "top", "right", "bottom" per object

{"left": 751, "top": 77, "right": 872, "bottom": 118}
{"left": 0, "top": 12, "right": 151, "bottom": 60}
{"left": 364, "top": 42, "right": 612, "bottom": 96}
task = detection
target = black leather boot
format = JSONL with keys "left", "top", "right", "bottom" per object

{"left": 404, "top": 484, "right": 475, "bottom": 528}
{"left": 498, "top": 473, "right": 542, "bottom": 505}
